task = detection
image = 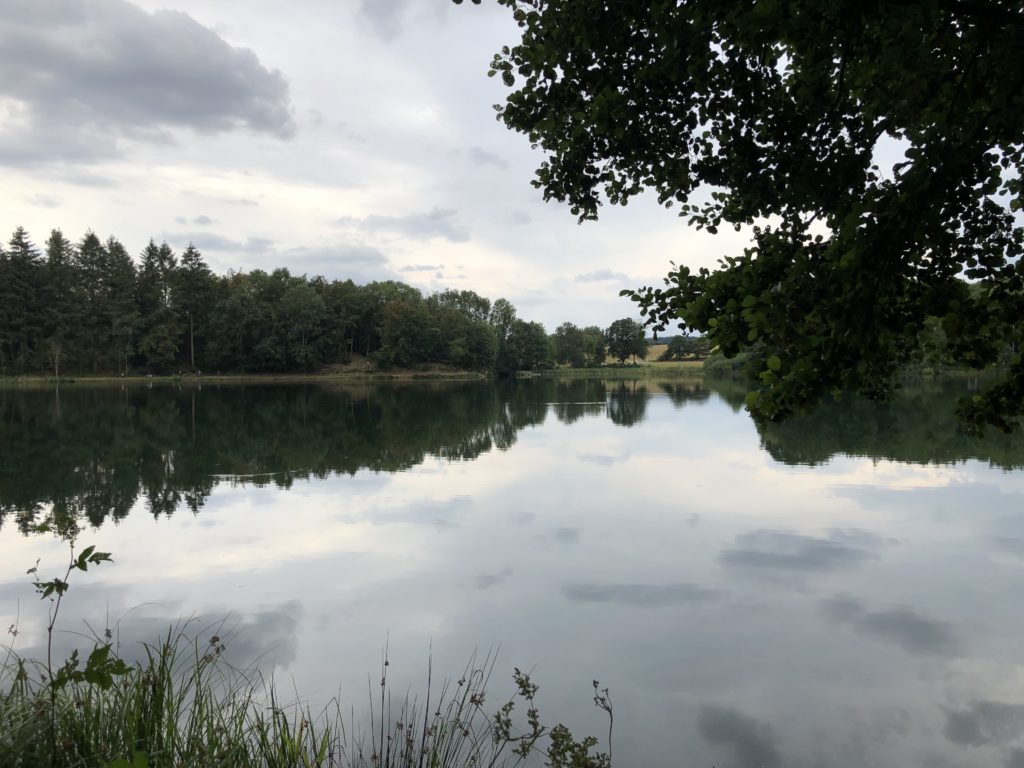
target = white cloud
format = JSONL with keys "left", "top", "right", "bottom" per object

{"left": 0, "top": 0, "right": 295, "bottom": 167}
{"left": 0, "top": 0, "right": 746, "bottom": 329}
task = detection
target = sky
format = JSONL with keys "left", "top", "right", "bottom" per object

{"left": 0, "top": 0, "right": 748, "bottom": 330}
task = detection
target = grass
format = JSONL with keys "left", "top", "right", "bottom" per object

{"left": 1, "top": 627, "right": 611, "bottom": 768}
{"left": 543, "top": 360, "right": 705, "bottom": 379}
{"left": 0, "top": 370, "right": 488, "bottom": 388}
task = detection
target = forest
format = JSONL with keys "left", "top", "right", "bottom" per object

{"left": 0, "top": 226, "right": 620, "bottom": 377}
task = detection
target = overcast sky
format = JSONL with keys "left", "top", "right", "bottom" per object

{"left": 0, "top": 0, "right": 743, "bottom": 330}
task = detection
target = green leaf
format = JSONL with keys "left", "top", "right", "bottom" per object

{"left": 767, "top": 355, "right": 782, "bottom": 371}
{"left": 75, "top": 544, "right": 96, "bottom": 571}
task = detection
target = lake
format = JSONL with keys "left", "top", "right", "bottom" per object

{"left": 2, "top": 377, "right": 1024, "bottom": 767}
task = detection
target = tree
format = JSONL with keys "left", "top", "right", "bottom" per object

{"left": 505, "top": 319, "right": 552, "bottom": 371}
{"left": 551, "top": 322, "right": 586, "bottom": 368}
{"left": 605, "top": 319, "right": 646, "bottom": 365}
{"left": 0, "top": 227, "right": 43, "bottom": 372}
{"left": 279, "top": 281, "right": 327, "bottom": 370}
{"left": 659, "top": 335, "right": 711, "bottom": 362}
{"left": 75, "top": 231, "right": 111, "bottom": 371}
{"left": 175, "top": 244, "right": 216, "bottom": 371}
{"left": 490, "top": 297, "right": 520, "bottom": 374}
{"left": 42, "top": 230, "right": 80, "bottom": 378}
{"left": 428, "top": 288, "right": 492, "bottom": 323}
{"left": 376, "top": 299, "right": 442, "bottom": 368}
{"left": 581, "top": 326, "right": 607, "bottom": 368}
{"left": 488, "top": 298, "right": 517, "bottom": 341}
{"left": 105, "top": 238, "right": 139, "bottom": 375}
{"left": 137, "top": 240, "right": 180, "bottom": 371}
{"left": 466, "top": 0, "right": 1024, "bottom": 432}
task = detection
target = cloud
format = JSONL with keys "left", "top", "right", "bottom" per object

{"left": 163, "top": 232, "right": 274, "bottom": 254}
{"left": 0, "top": 0, "right": 295, "bottom": 166}
{"left": 1008, "top": 749, "right": 1024, "bottom": 768}
{"left": 0, "top": 587, "right": 303, "bottom": 673}
{"left": 467, "top": 146, "right": 508, "bottom": 169}
{"left": 218, "top": 600, "right": 303, "bottom": 669}
{"left": 26, "top": 194, "right": 62, "bottom": 208}
{"left": 944, "top": 701, "right": 1024, "bottom": 747}
{"left": 339, "top": 496, "right": 472, "bottom": 531}
{"left": 400, "top": 263, "right": 444, "bottom": 272}
{"left": 553, "top": 527, "right": 581, "bottom": 545}
{"left": 475, "top": 566, "right": 514, "bottom": 590}
{"left": 719, "top": 529, "right": 883, "bottom": 573}
{"left": 574, "top": 269, "right": 631, "bottom": 283}
{"left": 336, "top": 208, "right": 470, "bottom": 243}
{"left": 34, "top": 167, "right": 118, "bottom": 188}
{"left": 697, "top": 706, "right": 781, "bottom": 768}
{"left": 576, "top": 451, "right": 629, "bottom": 466}
{"left": 357, "top": 0, "right": 412, "bottom": 40}
{"left": 271, "top": 243, "right": 394, "bottom": 281}
{"left": 193, "top": 215, "right": 215, "bottom": 226}
{"left": 822, "top": 595, "right": 960, "bottom": 656}
{"left": 563, "top": 582, "right": 717, "bottom": 607}
{"left": 155, "top": 236, "right": 395, "bottom": 283}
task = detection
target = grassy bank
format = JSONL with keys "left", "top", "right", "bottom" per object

{"left": 1, "top": 630, "right": 611, "bottom": 768}
{"left": 0, "top": 370, "right": 489, "bottom": 388}
{"left": 2, "top": 362, "right": 703, "bottom": 388}
{"left": 2, "top": 538, "right": 610, "bottom": 768}
{"left": 542, "top": 360, "right": 704, "bottom": 379}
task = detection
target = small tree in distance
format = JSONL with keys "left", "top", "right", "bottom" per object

{"left": 605, "top": 318, "right": 646, "bottom": 365}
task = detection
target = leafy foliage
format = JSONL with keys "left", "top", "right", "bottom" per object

{"left": 464, "top": 0, "right": 1024, "bottom": 432}
{"left": 657, "top": 336, "right": 710, "bottom": 362}
{"left": 604, "top": 319, "right": 646, "bottom": 364}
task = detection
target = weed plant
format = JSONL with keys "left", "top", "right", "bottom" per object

{"left": 1, "top": 533, "right": 611, "bottom": 768}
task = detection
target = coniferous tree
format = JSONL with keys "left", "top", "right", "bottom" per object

{"left": 105, "top": 237, "right": 139, "bottom": 375}
{"left": 42, "top": 229, "right": 80, "bottom": 378}
{"left": 0, "top": 228, "right": 43, "bottom": 372}
{"left": 175, "top": 244, "right": 216, "bottom": 371}
{"left": 75, "top": 231, "right": 111, "bottom": 371}
{"left": 136, "top": 240, "right": 180, "bottom": 371}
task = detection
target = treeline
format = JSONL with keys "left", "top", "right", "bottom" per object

{"left": 0, "top": 226, "right": 638, "bottom": 377}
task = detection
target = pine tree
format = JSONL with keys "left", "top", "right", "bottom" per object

{"left": 42, "top": 230, "right": 80, "bottom": 378}
{"left": 75, "top": 231, "right": 111, "bottom": 371}
{"left": 105, "top": 237, "right": 139, "bottom": 375}
{"left": 136, "top": 240, "right": 180, "bottom": 371}
{"left": 0, "top": 228, "right": 44, "bottom": 372}
{"left": 175, "top": 244, "right": 216, "bottom": 371}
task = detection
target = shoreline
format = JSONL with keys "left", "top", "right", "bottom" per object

{"left": 0, "top": 362, "right": 708, "bottom": 387}
{"left": 0, "top": 370, "right": 490, "bottom": 387}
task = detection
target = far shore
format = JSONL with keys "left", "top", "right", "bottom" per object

{"left": 0, "top": 361, "right": 707, "bottom": 387}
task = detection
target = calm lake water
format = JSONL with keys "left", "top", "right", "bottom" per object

{"left": 3, "top": 378, "right": 1024, "bottom": 767}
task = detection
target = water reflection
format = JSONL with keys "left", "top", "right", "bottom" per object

{"left": 3, "top": 378, "right": 1024, "bottom": 767}
{"left": 4, "top": 378, "right": 1020, "bottom": 535}
{"left": 697, "top": 706, "right": 781, "bottom": 768}
{"left": 757, "top": 378, "right": 1024, "bottom": 468}
{"left": 821, "top": 595, "right": 961, "bottom": 656}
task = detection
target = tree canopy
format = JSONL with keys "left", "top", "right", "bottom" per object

{"left": 1, "top": 225, "right": 618, "bottom": 378}
{"left": 606, "top": 318, "right": 647, "bottom": 364}
{"left": 460, "top": 0, "right": 1024, "bottom": 432}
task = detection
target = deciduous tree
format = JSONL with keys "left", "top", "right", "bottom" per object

{"left": 462, "top": 0, "right": 1024, "bottom": 431}
{"left": 605, "top": 319, "right": 646, "bottom": 365}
